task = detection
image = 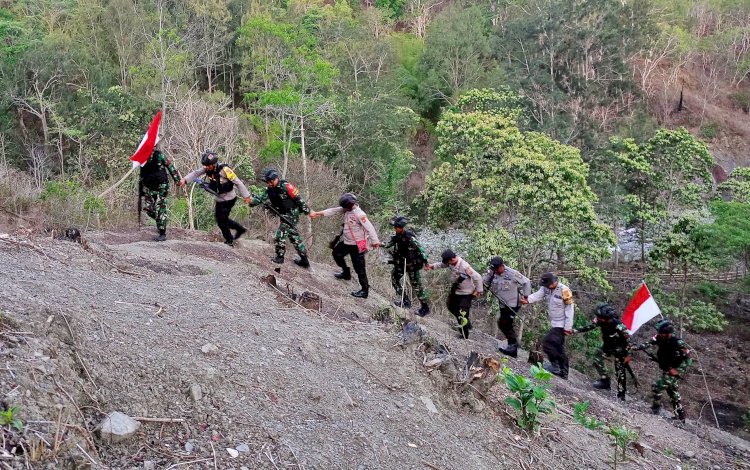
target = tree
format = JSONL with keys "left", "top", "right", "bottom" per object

{"left": 186, "top": 0, "right": 231, "bottom": 93}
{"left": 718, "top": 167, "right": 750, "bottom": 203}
{"left": 649, "top": 217, "right": 711, "bottom": 320}
{"left": 420, "top": 89, "right": 614, "bottom": 284}
{"left": 611, "top": 128, "right": 714, "bottom": 261}
{"left": 700, "top": 200, "right": 750, "bottom": 271}
{"left": 418, "top": 5, "right": 498, "bottom": 109}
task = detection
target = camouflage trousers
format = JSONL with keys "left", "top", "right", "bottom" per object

{"left": 652, "top": 372, "right": 684, "bottom": 417}
{"left": 391, "top": 261, "right": 427, "bottom": 302}
{"left": 143, "top": 183, "right": 169, "bottom": 231}
{"left": 275, "top": 211, "right": 306, "bottom": 258}
{"left": 593, "top": 349, "right": 627, "bottom": 398}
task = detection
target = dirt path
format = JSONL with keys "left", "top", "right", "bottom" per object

{"left": 0, "top": 229, "right": 748, "bottom": 469}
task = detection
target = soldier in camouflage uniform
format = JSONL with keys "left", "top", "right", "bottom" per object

{"left": 249, "top": 169, "right": 310, "bottom": 267}
{"left": 635, "top": 319, "right": 692, "bottom": 421}
{"left": 139, "top": 148, "right": 181, "bottom": 241}
{"left": 383, "top": 216, "right": 430, "bottom": 316}
{"left": 573, "top": 303, "right": 633, "bottom": 400}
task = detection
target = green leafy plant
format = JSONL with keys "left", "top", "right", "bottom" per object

{"left": 572, "top": 401, "right": 639, "bottom": 468}
{"left": 500, "top": 364, "right": 556, "bottom": 431}
{"left": 742, "top": 410, "right": 750, "bottom": 432}
{"left": 608, "top": 424, "right": 638, "bottom": 468}
{"left": 0, "top": 406, "right": 23, "bottom": 431}
{"left": 573, "top": 401, "right": 605, "bottom": 430}
{"left": 664, "top": 447, "right": 673, "bottom": 456}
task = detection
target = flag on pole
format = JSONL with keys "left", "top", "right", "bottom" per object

{"left": 622, "top": 281, "right": 661, "bottom": 334}
{"left": 130, "top": 111, "right": 162, "bottom": 168}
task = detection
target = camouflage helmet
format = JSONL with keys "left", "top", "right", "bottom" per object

{"left": 655, "top": 319, "right": 674, "bottom": 334}
{"left": 595, "top": 302, "right": 616, "bottom": 320}
{"left": 390, "top": 216, "right": 408, "bottom": 228}
{"left": 262, "top": 168, "right": 279, "bottom": 182}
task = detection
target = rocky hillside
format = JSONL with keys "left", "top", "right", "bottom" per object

{"left": 0, "top": 229, "right": 748, "bottom": 469}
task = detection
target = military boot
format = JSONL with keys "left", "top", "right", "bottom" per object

{"left": 592, "top": 378, "right": 611, "bottom": 390}
{"left": 498, "top": 343, "right": 518, "bottom": 358}
{"left": 271, "top": 255, "right": 284, "bottom": 264}
{"left": 651, "top": 404, "right": 661, "bottom": 415}
{"left": 675, "top": 409, "right": 686, "bottom": 422}
{"left": 154, "top": 230, "right": 167, "bottom": 242}
{"left": 234, "top": 227, "right": 246, "bottom": 240}
{"left": 394, "top": 296, "right": 411, "bottom": 308}
{"left": 351, "top": 289, "right": 368, "bottom": 299}
{"left": 294, "top": 256, "right": 310, "bottom": 268}
{"left": 416, "top": 302, "right": 430, "bottom": 317}
{"left": 543, "top": 362, "right": 563, "bottom": 377}
{"left": 335, "top": 269, "right": 351, "bottom": 280}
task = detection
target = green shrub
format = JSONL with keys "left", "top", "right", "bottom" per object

{"left": 500, "top": 364, "right": 556, "bottom": 431}
{"left": 573, "top": 401, "right": 604, "bottom": 430}
{"left": 700, "top": 121, "right": 720, "bottom": 140}
{"left": 680, "top": 300, "right": 728, "bottom": 332}
{"left": 0, "top": 406, "right": 22, "bottom": 431}
{"left": 694, "top": 281, "right": 727, "bottom": 301}
{"left": 730, "top": 91, "right": 750, "bottom": 113}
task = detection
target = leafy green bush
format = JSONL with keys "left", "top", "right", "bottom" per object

{"left": 700, "top": 121, "right": 720, "bottom": 140}
{"left": 680, "top": 300, "right": 728, "bottom": 332}
{"left": 500, "top": 364, "right": 556, "bottom": 431}
{"left": 694, "top": 281, "right": 727, "bottom": 301}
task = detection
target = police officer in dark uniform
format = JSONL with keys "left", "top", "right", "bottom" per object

{"left": 573, "top": 303, "right": 633, "bottom": 400}
{"left": 139, "top": 148, "right": 181, "bottom": 241}
{"left": 249, "top": 168, "right": 311, "bottom": 267}
{"left": 635, "top": 319, "right": 692, "bottom": 421}
{"left": 383, "top": 216, "right": 430, "bottom": 316}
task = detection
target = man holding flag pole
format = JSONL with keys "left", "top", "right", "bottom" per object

{"left": 625, "top": 281, "right": 692, "bottom": 422}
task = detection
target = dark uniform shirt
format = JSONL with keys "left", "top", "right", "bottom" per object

{"left": 576, "top": 318, "right": 632, "bottom": 357}
{"left": 251, "top": 180, "right": 310, "bottom": 214}
{"left": 383, "top": 230, "right": 428, "bottom": 270}
{"left": 637, "top": 336, "right": 692, "bottom": 375}
{"left": 140, "top": 151, "right": 180, "bottom": 189}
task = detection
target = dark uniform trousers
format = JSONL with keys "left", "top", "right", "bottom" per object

{"left": 543, "top": 327, "right": 569, "bottom": 377}
{"left": 215, "top": 198, "right": 244, "bottom": 242}
{"left": 498, "top": 305, "right": 520, "bottom": 345}
{"left": 333, "top": 242, "right": 369, "bottom": 290}
{"left": 448, "top": 293, "right": 473, "bottom": 338}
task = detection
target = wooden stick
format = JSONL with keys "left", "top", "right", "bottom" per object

{"left": 98, "top": 166, "right": 135, "bottom": 198}
{"left": 421, "top": 461, "right": 443, "bottom": 470}
{"left": 344, "top": 353, "right": 398, "bottom": 391}
{"left": 59, "top": 310, "right": 98, "bottom": 392}
{"left": 76, "top": 443, "right": 99, "bottom": 466}
{"left": 132, "top": 417, "right": 185, "bottom": 423}
{"left": 165, "top": 458, "right": 212, "bottom": 469}
{"left": 210, "top": 441, "right": 218, "bottom": 470}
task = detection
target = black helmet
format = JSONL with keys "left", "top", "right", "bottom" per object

{"left": 391, "top": 216, "right": 408, "bottom": 228}
{"left": 201, "top": 151, "right": 218, "bottom": 166}
{"left": 339, "top": 192, "right": 357, "bottom": 209}
{"left": 262, "top": 168, "right": 279, "bottom": 182}
{"left": 488, "top": 256, "right": 504, "bottom": 269}
{"left": 441, "top": 249, "right": 457, "bottom": 264}
{"left": 540, "top": 272, "right": 557, "bottom": 288}
{"left": 595, "top": 302, "right": 616, "bottom": 320}
{"left": 655, "top": 319, "right": 674, "bottom": 334}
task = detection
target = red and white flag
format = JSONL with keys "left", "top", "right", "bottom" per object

{"left": 130, "top": 111, "right": 162, "bottom": 168}
{"left": 622, "top": 281, "right": 661, "bottom": 334}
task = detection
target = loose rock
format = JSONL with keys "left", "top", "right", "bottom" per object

{"left": 201, "top": 343, "right": 219, "bottom": 355}
{"left": 188, "top": 383, "right": 203, "bottom": 402}
{"left": 236, "top": 443, "right": 250, "bottom": 453}
{"left": 98, "top": 411, "right": 141, "bottom": 443}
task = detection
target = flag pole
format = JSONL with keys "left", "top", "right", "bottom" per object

{"left": 97, "top": 166, "right": 136, "bottom": 198}
{"left": 642, "top": 279, "right": 664, "bottom": 320}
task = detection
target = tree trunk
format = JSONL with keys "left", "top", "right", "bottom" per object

{"left": 300, "top": 116, "right": 313, "bottom": 242}
{"left": 188, "top": 184, "right": 196, "bottom": 230}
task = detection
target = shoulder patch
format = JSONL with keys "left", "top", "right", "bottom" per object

{"left": 561, "top": 287, "right": 573, "bottom": 305}
{"left": 360, "top": 215, "right": 368, "bottom": 223}
{"left": 285, "top": 182, "right": 299, "bottom": 198}
{"left": 223, "top": 167, "right": 237, "bottom": 180}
